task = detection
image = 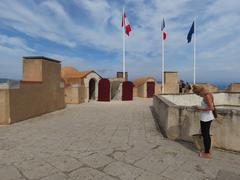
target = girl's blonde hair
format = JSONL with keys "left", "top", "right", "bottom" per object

{"left": 192, "top": 85, "right": 208, "bottom": 94}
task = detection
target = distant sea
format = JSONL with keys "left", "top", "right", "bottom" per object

{"left": 0, "top": 78, "right": 21, "bottom": 84}
{"left": 213, "top": 83, "right": 230, "bottom": 90}
{"left": 0, "top": 78, "right": 9, "bottom": 83}
{"left": 0, "top": 78, "right": 231, "bottom": 90}
{"left": 154, "top": 81, "right": 230, "bottom": 91}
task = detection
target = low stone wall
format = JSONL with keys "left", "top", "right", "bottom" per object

{"left": 110, "top": 80, "right": 122, "bottom": 100}
{"left": 0, "top": 81, "right": 65, "bottom": 124}
{"left": 64, "top": 85, "right": 85, "bottom": 104}
{"left": 153, "top": 93, "right": 240, "bottom": 152}
{"left": 0, "top": 89, "right": 10, "bottom": 124}
{"left": 164, "top": 83, "right": 179, "bottom": 94}
{"left": 155, "top": 83, "right": 162, "bottom": 94}
{"left": 162, "top": 93, "right": 240, "bottom": 106}
{"left": 133, "top": 87, "right": 137, "bottom": 97}
{"left": 0, "top": 57, "right": 65, "bottom": 125}
{"left": 134, "top": 81, "right": 162, "bottom": 98}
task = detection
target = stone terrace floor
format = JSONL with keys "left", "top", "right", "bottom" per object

{"left": 0, "top": 98, "right": 240, "bottom": 180}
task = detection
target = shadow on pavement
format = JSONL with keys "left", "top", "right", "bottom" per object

{"left": 175, "top": 139, "right": 199, "bottom": 153}
{"left": 149, "top": 105, "right": 198, "bottom": 153}
{"left": 149, "top": 105, "right": 167, "bottom": 138}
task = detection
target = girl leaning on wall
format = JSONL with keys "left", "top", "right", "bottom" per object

{"left": 192, "top": 85, "right": 216, "bottom": 159}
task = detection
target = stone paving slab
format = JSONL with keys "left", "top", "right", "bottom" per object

{"left": 103, "top": 161, "right": 143, "bottom": 180}
{"left": 215, "top": 170, "right": 240, "bottom": 180}
{"left": 69, "top": 167, "right": 118, "bottom": 180}
{"left": 44, "top": 155, "right": 83, "bottom": 173}
{"left": 0, "top": 165, "right": 24, "bottom": 180}
{"left": 40, "top": 172, "right": 69, "bottom": 180}
{"left": 14, "top": 159, "right": 59, "bottom": 179}
{"left": 0, "top": 98, "right": 240, "bottom": 180}
{"left": 81, "top": 153, "right": 114, "bottom": 169}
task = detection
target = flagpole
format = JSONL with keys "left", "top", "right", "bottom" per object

{"left": 122, "top": 7, "right": 126, "bottom": 80}
{"left": 162, "top": 31, "right": 165, "bottom": 93}
{"left": 193, "top": 17, "right": 196, "bottom": 84}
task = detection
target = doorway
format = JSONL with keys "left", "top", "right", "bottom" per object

{"left": 98, "top": 78, "right": 110, "bottom": 101}
{"left": 147, "top": 82, "right": 155, "bottom": 98}
{"left": 89, "top": 78, "right": 96, "bottom": 100}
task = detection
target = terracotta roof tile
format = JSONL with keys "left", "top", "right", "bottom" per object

{"left": 133, "top": 77, "right": 156, "bottom": 87}
{"left": 61, "top": 67, "right": 95, "bottom": 78}
{"left": 78, "top": 70, "right": 95, "bottom": 78}
{"left": 61, "top": 66, "right": 99, "bottom": 84}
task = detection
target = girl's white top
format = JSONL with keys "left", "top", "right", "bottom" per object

{"left": 200, "top": 100, "right": 214, "bottom": 122}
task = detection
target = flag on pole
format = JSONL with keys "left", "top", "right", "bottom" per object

{"left": 161, "top": 18, "right": 166, "bottom": 93}
{"left": 161, "top": 18, "right": 165, "bottom": 30}
{"left": 122, "top": 13, "right": 131, "bottom": 36}
{"left": 187, "top": 19, "right": 196, "bottom": 84}
{"left": 161, "top": 18, "right": 167, "bottom": 40}
{"left": 163, "top": 32, "right": 166, "bottom": 40}
{"left": 187, "top": 22, "right": 194, "bottom": 43}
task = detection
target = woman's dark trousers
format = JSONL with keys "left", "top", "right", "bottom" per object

{"left": 200, "top": 120, "right": 212, "bottom": 153}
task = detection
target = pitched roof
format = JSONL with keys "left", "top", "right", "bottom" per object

{"left": 61, "top": 67, "right": 81, "bottom": 78}
{"left": 78, "top": 70, "right": 95, "bottom": 78}
{"left": 61, "top": 66, "right": 95, "bottom": 77}
{"left": 61, "top": 66, "right": 102, "bottom": 85}
{"left": 133, "top": 77, "right": 156, "bottom": 88}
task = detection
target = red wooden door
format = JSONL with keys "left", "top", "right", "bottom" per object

{"left": 147, "top": 82, "right": 155, "bottom": 98}
{"left": 122, "top": 81, "right": 133, "bottom": 101}
{"left": 98, "top": 79, "right": 110, "bottom": 101}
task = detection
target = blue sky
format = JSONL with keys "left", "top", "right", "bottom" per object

{"left": 0, "top": 0, "right": 239, "bottom": 86}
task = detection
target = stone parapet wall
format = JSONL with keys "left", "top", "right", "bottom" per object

{"left": 162, "top": 93, "right": 240, "bottom": 106}
{"left": 164, "top": 83, "right": 179, "bottom": 94}
{"left": 137, "top": 83, "right": 145, "bottom": 97}
{"left": 0, "top": 89, "right": 10, "bottom": 124}
{"left": 163, "top": 72, "right": 179, "bottom": 94}
{"left": 110, "top": 80, "right": 122, "bottom": 100}
{"left": 153, "top": 93, "right": 240, "bottom": 152}
{"left": 133, "top": 87, "right": 137, "bottom": 97}
{"left": 0, "top": 57, "right": 65, "bottom": 125}
{"left": 155, "top": 83, "right": 162, "bottom": 94}
{"left": 64, "top": 86, "right": 85, "bottom": 104}
{"left": 164, "top": 72, "right": 178, "bottom": 84}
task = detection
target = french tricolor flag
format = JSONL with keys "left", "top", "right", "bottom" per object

{"left": 161, "top": 18, "right": 167, "bottom": 40}
{"left": 122, "top": 12, "right": 131, "bottom": 36}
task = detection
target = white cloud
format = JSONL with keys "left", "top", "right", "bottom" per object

{"left": 206, "top": 0, "right": 240, "bottom": 16}
{"left": 0, "top": 34, "right": 36, "bottom": 79}
{"left": 73, "top": 0, "right": 110, "bottom": 24}
{"left": 0, "top": 0, "right": 239, "bottom": 83}
{"left": 0, "top": 0, "right": 77, "bottom": 48}
{"left": 0, "top": 35, "right": 35, "bottom": 52}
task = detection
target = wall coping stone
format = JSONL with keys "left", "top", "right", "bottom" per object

{"left": 155, "top": 94, "right": 240, "bottom": 116}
